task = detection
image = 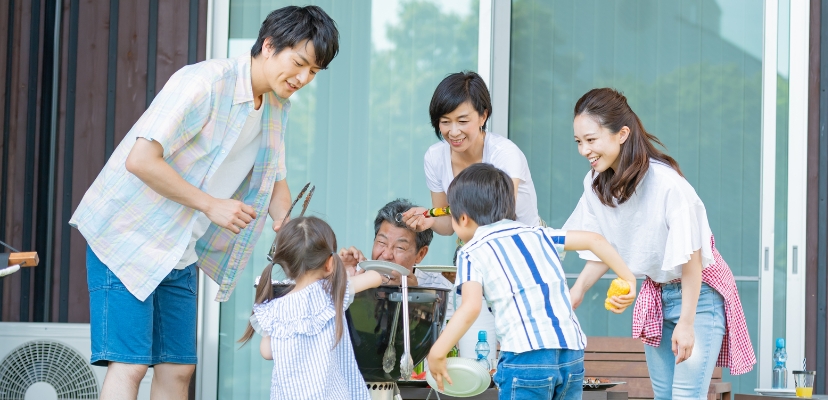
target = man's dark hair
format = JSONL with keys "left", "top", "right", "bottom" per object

{"left": 251, "top": 6, "right": 340, "bottom": 69}
{"left": 428, "top": 71, "right": 492, "bottom": 140}
{"left": 374, "top": 199, "right": 433, "bottom": 251}
{"left": 447, "top": 163, "right": 516, "bottom": 226}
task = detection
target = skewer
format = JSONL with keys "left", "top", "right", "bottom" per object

{"left": 394, "top": 207, "right": 451, "bottom": 223}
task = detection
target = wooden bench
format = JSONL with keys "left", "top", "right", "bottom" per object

{"left": 584, "top": 337, "right": 731, "bottom": 400}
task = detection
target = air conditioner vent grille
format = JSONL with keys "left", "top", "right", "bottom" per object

{"left": 0, "top": 340, "right": 99, "bottom": 399}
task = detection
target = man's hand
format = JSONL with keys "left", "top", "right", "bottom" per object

{"left": 268, "top": 179, "right": 292, "bottom": 232}
{"left": 272, "top": 216, "right": 289, "bottom": 232}
{"left": 672, "top": 321, "right": 695, "bottom": 364}
{"left": 426, "top": 352, "right": 452, "bottom": 392}
{"left": 339, "top": 247, "right": 367, "bottom": 276}
{"left": 204, "top": 198, "right": 257, "bottom": 234}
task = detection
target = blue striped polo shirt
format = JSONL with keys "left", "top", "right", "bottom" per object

{"left": 456, "top": 219, "right": 587, "bottom": 353}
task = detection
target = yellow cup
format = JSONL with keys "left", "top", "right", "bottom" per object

{"left": 793, "top": 370, "right": 816, "bottom": 398}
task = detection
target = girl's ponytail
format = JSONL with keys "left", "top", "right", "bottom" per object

{"left": 239, "top": 263, "right": 286, "bottom": 345}
{"left": 327, "top": 252, "right": 347, "bottom": 345}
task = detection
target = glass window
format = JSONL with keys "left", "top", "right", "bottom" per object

{"left": 218, "top": 1, "right": 479, "bottom": 397}
{"left": 509, "top": 0, "right": 763, "bottom": 392}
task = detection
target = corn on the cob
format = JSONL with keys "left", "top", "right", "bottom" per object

{"left": 605, "top": 278, "right": 631, "bottom": 310}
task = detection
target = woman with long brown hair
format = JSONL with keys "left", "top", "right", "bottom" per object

{"left": 564, "top": 88, "right": 756, "bottom": 399}
{"left": 239, "top": 216, "right": 389, "bottom": 400}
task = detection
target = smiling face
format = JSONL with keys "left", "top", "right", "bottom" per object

{"left": 573, "top": 114, "right": 629, "bottom": 173}
{"left": 371, "top": 221, "right": 428, "bottom": 271}
{"left": 257, "top": 39, "right": 321, "bottom": 99}
{"left": 439, "top": 101, "right": 489, "bottom": 153}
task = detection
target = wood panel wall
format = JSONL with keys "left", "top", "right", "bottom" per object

{"left": 0, "top": 0, "right": 207, "bottom": 323}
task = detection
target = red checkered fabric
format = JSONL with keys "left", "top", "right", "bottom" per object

{"left": 631, "top": 236, "right": 757, "bottom": 375}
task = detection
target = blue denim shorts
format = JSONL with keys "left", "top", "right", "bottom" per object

{"left": 493, "top": 348, "right": 584, "bottom": 400}
{"left": 87, "top": 246, "right": 198, "bottom": 366}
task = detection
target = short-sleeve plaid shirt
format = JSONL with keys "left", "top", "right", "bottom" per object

{"left": 70, "top": 55, "right": 289, "bottom": 302}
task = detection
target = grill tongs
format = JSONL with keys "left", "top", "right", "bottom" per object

{"left": 267, "top": 182, "right": 315, "bottom": 263}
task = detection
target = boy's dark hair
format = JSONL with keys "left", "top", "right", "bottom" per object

{"left": 429, "top": 71, "right": 492, "bottom": 140}
{"left": 447, "top": 163, "right": 516, "bottom": 226}
{"left": 373, "top": 199, "right": 434, "bottom": 251}
{"left": 251, "top": 6, "right": 340, "bottom": 69}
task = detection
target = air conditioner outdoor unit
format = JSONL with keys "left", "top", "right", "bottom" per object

{"left": 0, "top": 322, "right": 152, "bottom": 400}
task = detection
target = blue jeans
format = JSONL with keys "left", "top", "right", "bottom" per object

{"left": 493, "top": 348, "right": 584, "bottom": 400}
{"left": 87, "top": 246, "right": 198, "bottom": 366}
{"left": 644, "top": 282, "right": 726, "bottom": 400}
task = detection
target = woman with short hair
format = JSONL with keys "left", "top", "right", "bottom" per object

{"left": 401, "top": 71, "right": 541, "bottom": 234}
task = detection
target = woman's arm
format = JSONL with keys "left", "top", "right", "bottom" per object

{"left": 511, "top": 178, "right": 521, "bottom": 204}
{"left": 569, "top": 260, "right": 609, "bottom": 309}
{"left": 260, "top": 336, "right": 273, "bottom": 360}
{"left": 402, "top": 192, "right": 454, "bottom": 235}
{"left": 673, "top": 249, "right": 702, "bottom": 364}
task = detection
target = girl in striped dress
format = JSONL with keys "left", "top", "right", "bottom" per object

{"left": 239, "top": 216, "right": 390, "bottom": 400}
{"left": 564, "top": 88, "right": 755, "bottom": 399}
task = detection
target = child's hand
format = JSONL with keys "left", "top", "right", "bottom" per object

{"left": 569, "top": 286, "right": 584, "bottom": 310}
{"left": 427, "top": 351, "right": 452, "bottom": 391}
{"left": 606, "top": 279, "right": 636, "bottom": 314}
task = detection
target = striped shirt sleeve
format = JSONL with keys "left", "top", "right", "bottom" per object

{"left": 455, "top": 250, "right": 483, "bottom": 295}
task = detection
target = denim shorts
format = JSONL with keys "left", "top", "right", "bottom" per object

{"left": 493, "top": 348, "right": 584, "bottom": 400}
{"left": 87, "top": 246, "right": 198, "bottom": 366}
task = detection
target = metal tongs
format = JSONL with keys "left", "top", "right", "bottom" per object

{"left": 357, "top": 260, "right": 414, "bottom": 381}
{"left": 267, "top": 182, "right": 315, "bottom": 263}
{"left": 399, "top": 271, "right": 414, "bottom": 380}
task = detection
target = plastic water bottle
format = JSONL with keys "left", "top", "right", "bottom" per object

{"left": 475, "top": 330, "right": 491, "bottom": 371}
{"left": 772, "top": 338, "right": 788, "bottom": 389}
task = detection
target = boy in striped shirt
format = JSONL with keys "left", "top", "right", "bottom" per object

{"left": 426, "top": 163, "right": 637, "bottom": 400}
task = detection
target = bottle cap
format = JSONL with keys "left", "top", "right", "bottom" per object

{"left": 776, "top": 338, "right": 785, "bottom": 348}
{"left": 478, "top": 330, "right": 487, "bottom": 341}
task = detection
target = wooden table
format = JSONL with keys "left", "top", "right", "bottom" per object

{"left": 397, "top": 387, "right": 627, "bottom": 399}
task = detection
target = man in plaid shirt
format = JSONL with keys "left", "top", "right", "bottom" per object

{"left": 69, "top": 6, "right": 339, "bottom": 399}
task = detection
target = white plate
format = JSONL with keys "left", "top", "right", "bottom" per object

{"left": 416, "top": 265, "right": 457, "bottom": 273}
{"left": 426, "top": 357, "right": 491, "bottom": 397}
{"left": 357, "top": 260, "right": 411, "bottom": 277}
{"left": 754, "top": 388, "right": 797, "bottom": 397}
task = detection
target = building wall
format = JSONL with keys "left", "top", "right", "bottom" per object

{"left": 807, "top": 0, "right": 827, "bottom": 393}
{"left": 0, "top": 0, "right": 207, "bottom": 323}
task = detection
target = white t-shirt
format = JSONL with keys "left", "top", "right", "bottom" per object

{"left": 175, "top": 105, "right": 264, "bottom": 268}
{"left": 562, "top": 160, "right": 715, "bottom": 283}
{"left": 423, "top": 132, "right": 540, "bottom": 226}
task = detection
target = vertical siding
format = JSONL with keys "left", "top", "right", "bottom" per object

{"left": 0, "top": 0, "right": 208, "bottom": 323}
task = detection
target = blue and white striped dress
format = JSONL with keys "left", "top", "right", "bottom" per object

{"left": 455, "top": 219, "right": 587, "bottom": 353}
{"left": 252, "top": 280, "right": 370, "bottom": 400}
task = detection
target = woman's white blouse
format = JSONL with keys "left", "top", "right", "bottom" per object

{"left": 424, "top": 132, "right": 541, "bottom": 226}
{"left": 562, "top": 161, "right": 715, "bottom": 283}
